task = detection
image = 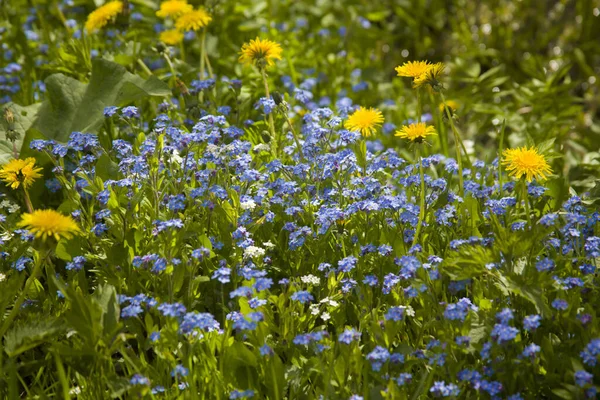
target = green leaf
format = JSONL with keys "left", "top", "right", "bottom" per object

{"left": 0, "top": 102, "right": 41, "bottom": 163}
{"left": 93, "top": 284, "right": 121, "bottom": 338}
{"left": 33, "top": 74, "right": 87, "bottom": 141}
{"left": 34, "top": 58, "right": 170, "bottom": 142}
{"left": 4, "top": 318, "right": 63, "bottom": 357}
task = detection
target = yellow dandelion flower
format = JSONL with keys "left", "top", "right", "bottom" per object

{"left": 160, "top": 29, "right": 184, "bottom": 45}
{"left": 239, "top": 37, "right": 283, "bottom": 68}
{"left": 0, "top": 158, "right": 43, "bottom": 190}
{"left": 395, "top": 122, "right": 437, "bottom": 143}
{"left": 413, "top": 62, "right": 445, "bottom": 88}
{"left": 440, "top": 100, "right": 459, "bottom": 112}
{"left": 85, "top": 1, "right": 123, "bottom": 33}
{"left": 344, "top": 106, "right": 384, "bottom": 137}
{"left": 156, "top": 0, "right": 192, "bottom": 18}
{"left": 502, "top": 146, "right": 552, "bottom": 182}
{"left": 175, "top": 8, "right": 212, "bottom": 31}
{"left": 18, "top": 209, "right": 81, "bottom": 242}
{"left": 395, "top": 61, "right": 432, "bottom": 78}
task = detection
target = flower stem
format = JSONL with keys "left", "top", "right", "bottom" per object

{"left": 412, "top": 146, "right": 426, "bottom": 248}
{"left": 199, "top": 28, "right": 206, "bottom": 79}
{"left": 261, "top": 68, "right": 278, "bottom": 157}
{"left": 204, "top": 50, "right": 214, "bottom": 79}
{"left": 522, "top": 179, "right": 532, "bottom": 227}
{"left": 416, "top": 88, "right": 422, "bottom": 123}
{"left": 283, "top": 113, "right": 305, "bottom": 162}
{"left": 23, "top": 187, "right": 34, "bottom": 213}
{"left": 497, "top": 119, "right": 506, "bottom": 194}
{"left": 440, "top": 91, "right": 464, "bottom": 200}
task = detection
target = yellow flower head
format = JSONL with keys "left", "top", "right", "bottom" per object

{"left": 502, "top": 146, "right": 552, "bottom": 182}
{"left": 395, "top": 61, "right": 432, "bottom": 78}
{"left": 395, "top": 122, "right": 437, "bottom": 143}
{"left": 0, "top": 158, "right": 43, "bottom": 190}
{"left": 175, "top": 8, "right": 212, "bottom": 31}
{"left": 413, "top": 62, "right": 445, "bottom": 88}
{"left": 156, "top": 0, "right": 193, "bottom": 18}
{"left": 344, "top": 107, "right": 384, "bottom": 137}
{"left": 18, "top": 210, "right": 81, "bottom": 242}
{"left": 160, "top": 29, "right": 184, "bottom": 45}
{"left": 85, "top": 1, "right": 123, "bottom": 33}
{"left": 239, "top": 37, "right": 283, "bottom": 68}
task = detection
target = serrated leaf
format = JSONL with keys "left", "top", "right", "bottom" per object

{"left": 4, "top": 318, "right": 63, "bottom": 357}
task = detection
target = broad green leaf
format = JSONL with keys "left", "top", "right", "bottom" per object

{"left": 34, "top": 58, "right": 170, "bottom": 142}
{"left": 33, "top": 74, "right": 87, "bottom": 141}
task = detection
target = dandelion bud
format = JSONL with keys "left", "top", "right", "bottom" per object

{"left": 272, "top": 91, "right": 284, "bottom": 106}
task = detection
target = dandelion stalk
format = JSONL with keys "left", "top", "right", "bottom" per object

{"left": 412, "top": 145, "right": 426, "bottom": 248}
{"left": 521, "top": 178, "right": 532, "bottom": 227}
{"left": 416, "top": 88, "right": 422, "bottom": 123}
{"left": 261, "top": 67, "right": 278, "bottom": 157}
{"left": 199, "top": 28, "right": 207, "bottom": 79}
{"left": 282, "top": 112, "right": 305, "bottom": 162}
{"left": 439, "top": 90, "right": 464, "bottom": 199}
{"left": 23, "top": 187, "right": 34, "bottom": 213}
{"left": 497, "top": 119, "right": 507, "bottom": 194}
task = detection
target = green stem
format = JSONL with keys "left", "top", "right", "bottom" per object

{"left": 498, "top": 119, "right": 507, "bottom": 194}
{"left": 136, "top": 59, "right": 153, "bottom": 77}
{"left": 283, "top": 113, "right": 305, "bottom": 162}
{"left": 261, "top": 68, "right": 278, "bottom": 157}
{"left": 199, "top": 28, "right": 206, "bottom": 79}
{"left": 522, "top": 179, "right": 532, "bottom": 227}
{"left": 23, "top": 187, "right": 34, "bottom": 213}
{"left": 412, "top": 146, "right": 426, "bottom": 248}
{"left": 0, "top": 251, "right": 46, "bottom": 338}
{"left": 204, "top": 49, "right": 214, "bottom": 79}
{"left": 416, "top": 88, "right": 422, "bottom": 123}
{"left": 440, "top": 91, "right": 465, "bottom": 200}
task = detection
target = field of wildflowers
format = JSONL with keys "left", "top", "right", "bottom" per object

{"left": 1, "top": 0, "right": 600, "bottom": 398}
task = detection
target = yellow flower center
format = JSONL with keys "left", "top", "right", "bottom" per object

{"left": 395, "top": 122, "right": 437, "bottom": 142}
{"left": 239, "top": 38, "right": 283, "bottom": 68}
{"left": 18, "top": 209, "right": 81, "bottom": 242}
{"left": 156, "top": 0, "right": 193, "bottom": 18}
{"left": 502, "top": 146, "right": 552, "bottom": 182}
{"left": 160, "top": 29, "right": 184, "bottom": 45}
{"left": 0, "top": 158, "right": 43, "bottom": 190}
{"left": 85, "top": 1, "right": 123, "bottom": 33}
{"left": 175, "top": 9, "right": 212, "bottom": 31}
{"left": 395, "top": 61, "right": 432, "bottom": 78}
{"left": 344, "top": 107, "right": 384, "bottom": 137}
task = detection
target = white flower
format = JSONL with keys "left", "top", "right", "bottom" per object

{"left": 243, "top": 245, "right": 265, "bottom": 259}
{"left": 319, "top": 297, "right": 339, "bottom": 307}
{"left": 8, "top": 204, "right": 20, "bottom": 213}
{"left": 301, "top": 274, "right": 321, "bottom": 286}
{"left": 0, "top": 200, "right": 10, "bottom": 209}
{"left": 309, "top": 304, "right": 320, "bottom": 315}
{"left": 253, "top": 143, "right": 270, "bottom": 153}
{"left": 405, "top": 306, "right": 415, "bottom": 317}
{"left": 321, "top": 312, "right": 331, "bottom": 321}
{"left": 240, "top": 199, "right": 256, "bottom": 211}
{"left": 263, "top": 241, "right": 275, "bottom": 249}
{"left": 69, "top": 387, "right": 81, "bottom": 395}
{"left": 169, "top": 150, "right": 183, "bottom": 165}
{"left": 0, "top": 232, "right": 13, "bottom": 242}
{"left": 0, "top": 273, "right": 6, "bottom": 283}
